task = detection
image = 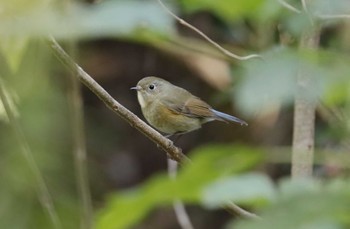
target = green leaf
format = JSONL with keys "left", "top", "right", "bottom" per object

{"left": 231, "top": 178, "right": 350, "bottom": 229}
{"left": 180, "top": 0, "right": 265, "bottom": 22}
{"left": 96, "top": 144, "right": 263, "bottom": 229}
{"left": 202, "top": 173, "right": 275, "bottom": 208}
{"left": 0, "top": 36, "right": 29, "bottom": 73}
{"left": 234, "top": 47, "right": 350, "bottom": 115}
{"left": 0, "top": 1, "right": 175, "bottom": 39}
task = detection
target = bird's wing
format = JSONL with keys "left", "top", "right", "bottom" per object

{"left": 162, "top": 96, "right": 214, "bottom": 119}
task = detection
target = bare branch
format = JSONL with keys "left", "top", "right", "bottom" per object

{"left": 47, "top": 36, "right": 189, "bottom": 164}
{"left": 225, "top": 202, "right": 261, "bottom": 220}
{"left": 157, "top": 0, "right": 262, "bottom": 61}
{"left": 168, "top": 159, "right": 194, "bottom": 229}
{"left": 277, "top": 0, "right": 350, "bottom": 20}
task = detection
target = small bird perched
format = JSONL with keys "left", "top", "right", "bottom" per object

{"left": 131, "top": 76, "right": 247, "bottom": 136}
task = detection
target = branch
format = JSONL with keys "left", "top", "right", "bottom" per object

{"left": 168, "top": 159, "right": 194, "bottom": 229}
{"left": 157, "top": 0, "right": 262, "bottom": 61}
{"left": 291, "top": 5, "right": 320, "bottom": 178}
{"left": 47, "top": 36, "right": 189, "bottom": 164}
{"left": 224, "top": 202, "right": 261, "bottom": 220}
{"left": 277, "top": 0, "right": 350, "bottom": 20}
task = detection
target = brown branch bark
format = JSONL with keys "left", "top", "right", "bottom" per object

{"left": 47, "top": 36, "right": 188, "bottom": 164}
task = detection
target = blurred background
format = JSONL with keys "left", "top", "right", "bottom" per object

{"left": 1, "top": 0, "right": 350, "bottom": 228}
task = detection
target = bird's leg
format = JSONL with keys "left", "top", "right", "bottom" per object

{"left": 172, "top": 134, "right": 183, "bottom": 144}
{"left": 164, "top": 132, "right": 184, "bottom": 144}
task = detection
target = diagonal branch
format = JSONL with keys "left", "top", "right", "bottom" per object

{"left": 47, "top": 36, "right": 189, "bottom": 164}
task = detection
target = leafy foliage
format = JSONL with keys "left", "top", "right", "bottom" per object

{"left": 232, "top": 179, "right": 350, "bottom": 229}
{"left": 235, "top": 47, "right": 350, "bottom": 115}
{"left": 96, "top": 144, "right": 268, "bottom": 229}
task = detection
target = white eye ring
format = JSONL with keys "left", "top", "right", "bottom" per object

{"left": 149, "top": 84, "right": 155, "bottom": 90}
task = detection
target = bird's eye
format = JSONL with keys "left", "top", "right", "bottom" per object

{"left": 149, "top": 84, "right": 155, "bottom": 90}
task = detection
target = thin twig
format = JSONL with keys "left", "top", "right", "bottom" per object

{"left": 277, "top": 0, "right": 301, "bottom": 13}
{"left": 277, "top": 0, "right": 350, "bottom": 20}
{"left": 47, "top": 36, "right": 189, "bottom": 164}
{"left": 316, "top": 14, "right": 350, "bottom": 19}
{"left": 157, "top": 0, "right": 262, "bottom": 61}
{"left": 168, "top": 159, "right": 194, "bottom": 229}
{"left": 65, "top": 43, "right": 94, "bottom": 229}
{"left": 224, "top": 202, "right": 261, "bottom": 220}
{"left": 0, "top": 79, "right": 62, "bottom": 229}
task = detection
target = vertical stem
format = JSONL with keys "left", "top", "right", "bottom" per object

{"left": 291, "top": 24, "right": 320, "bottom": 178}
{"left": 0, "top": 79, "right": 62, "bottom": 229}
{"left": 167, "top": 159, "right": 194, "bottom": 229}
{"left": 66, "top": 45, "right": 94, "bottom": 229}
{"left": 61, "top": 1, "right": 93, "bottom": 227}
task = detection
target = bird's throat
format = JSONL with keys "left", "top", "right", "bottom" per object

{"left": 137, "top": 92, "right": 147, "bottom": 108}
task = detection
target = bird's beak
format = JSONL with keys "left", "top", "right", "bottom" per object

{"left": 130, "top": 86, "right": 142, "bottom": 91}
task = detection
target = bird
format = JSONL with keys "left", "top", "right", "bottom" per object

{"left": 131, "top": 76, "right": 247, "bottom": 137}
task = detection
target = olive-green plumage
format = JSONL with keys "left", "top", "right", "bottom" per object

{"left": 131, "top": 76, "right": 247, "bottom": 136}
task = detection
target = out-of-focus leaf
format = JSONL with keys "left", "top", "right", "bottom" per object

{"left": 0, "top": 1, "right": 174, "bottom": 38}
{"left": 252, "top": 0, "right": 284, "bottom": 22}
{"left": 96, "top": 144, "right": 263, "bottom": 229}
{"left": 202, "top": 173, "right": 275, "bottom": 208}
{"left": 309, "top": 0, "right": 350, "bottom": 16}
{"left": 0, "top": 41, "right": 80, "bottom": 229}
{"left": 234, "top": 47, "right": 350, "bottom": 115}
{"left": 0, "top": 0, "right": 51, "bottom": 19}
{"left": 234, "top": 47, "right": 299, "bottom": 115}
{"left": 0, "top": 36, "right": 29, "bottom": 72}
{"left": 231, "top": 178, "right": 350, "bottom": 229}
{"left": 180, "top": 0, "right": 265, "bottom": 22}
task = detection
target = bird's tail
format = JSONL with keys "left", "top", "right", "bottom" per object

{"left": 211, "top": 109, "right": 248, "bottom": 126}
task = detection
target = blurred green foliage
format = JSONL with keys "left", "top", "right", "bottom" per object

{"left": 180, "top": 0, "right": 265, "bottom": 22}
{"left": 236, "top": 47, "right": 350, "bottom": 115}
{"left": 233, "top": 179, "right": 350, "bottom": 229}
{"left": 96, "top": 144, "right": 266, "bottom": 229}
